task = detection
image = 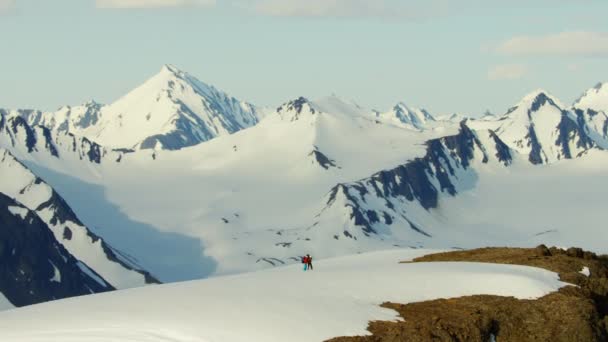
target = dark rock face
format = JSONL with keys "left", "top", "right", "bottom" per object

{"left": 557, "top": 112, "right": 596, "bottom": 159}
{"left": 323, "top": 123, "right": 512, "bottom": 238}
{"left": 310, "top": 147, "right": 338, "bottom": 170}
{"left": 527, "top": 126, "right": 545, "bottom": 164}
{"left": 277, "top": 97, "right": 314, "bottom": 116}
{"left": 0, "top": 116, "right": 110, "bottom": 164}
{"left": 39, "top": 126, "right": 59, "bottom": 157}
{"left": 9, "top": 116, "right": 37, "bottom": 153}
{"left": 0, "top": 193, "right": 114, "bottom": 308}
{"left": 139, "top": 108, "right": 214, "bottom": 150}
{"left": 34, "top": 185, "right": 160, "bottom": 285}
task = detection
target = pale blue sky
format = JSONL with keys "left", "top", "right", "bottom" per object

{"left": 1, "top": 0, "right": 607, "bottom": 116}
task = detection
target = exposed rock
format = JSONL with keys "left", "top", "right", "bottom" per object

{"left": 328, "top": 246, "right": 608, "bottom": 342}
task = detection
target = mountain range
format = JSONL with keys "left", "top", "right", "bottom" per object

{"left": 1, "top": 64, "right": 607, "bottom": 309}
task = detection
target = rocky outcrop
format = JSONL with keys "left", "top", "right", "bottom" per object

{"left": 0, "top": 193, "right": 114, "bottom": 307}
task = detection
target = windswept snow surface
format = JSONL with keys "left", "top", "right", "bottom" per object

{"left": 0, "top": 250, "right": 567, "bottom": 342}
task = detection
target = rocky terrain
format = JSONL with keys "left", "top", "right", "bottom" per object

{"left": 329, "top": 246, "right": 608, "bottom": 342}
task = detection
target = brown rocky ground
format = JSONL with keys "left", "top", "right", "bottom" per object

{"left": 327, "top": 246, "right": 608, "bottom": 342}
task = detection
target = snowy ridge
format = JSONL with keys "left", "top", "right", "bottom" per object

{"left": 80, "top": 64, "right": 260, "bottom": 150}
{"left": 496, "top": 90, "right": 596, "bottom": 164}
{"left": 0, "top": 193, "right": 114, "bottom": 309}
{"left": 0, "top": 148, "right": 157, "bottom": 290}
{"left": 0, "top": 112, "right": 132, "bottom": 166}
{"left": 275, "top": 96, "right": 320, "bottom": 122}
{"left": 0, "top": 249, "right": 567, "bottom": 342}
{"left": 574, "top": 82, "right": 608, "bottom": 113}
{"left": 4, "top": 65, "right": 262, "bottom": 151}
{"left": 376, "top": 102, "right": 436, "bottom": 130}
{"left": 574, "top": 108, "right": 608, "bottom": 149}
{"left": 312, "top": 122, "right": 512, "bottom": 245}
{"left": 7, "top": 101, "right": 104, "bottom": 134}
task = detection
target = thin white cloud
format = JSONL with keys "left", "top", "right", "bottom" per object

{"left": 496, "top": 31, "right": 608, "bottom": 58}
{"left": 487, "top": 64, "right": 528, "bottom": 81}
{"left": 251, "top": 0, "right": 445, "bottom": 19}
{"left": 96, "top": 0, "right": 216, "bottom": 9}
{"left": 0, "top": 0, "right": 15, "bottom": 12}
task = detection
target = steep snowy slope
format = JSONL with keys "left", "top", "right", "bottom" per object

{"left": 0, "top": 148, "right": 157, "bottom": 289}
{"left": 572, "top": 83, "right": 608, "bottom": 149}
{"left": 0, "top": 112, "right": 133, "bottom": 168}
{"left": 0, "top": 249, "right": 567, "bottom": 342}
{"left": 495, "top": 90, "right": 596, "bottom": 164}
{"left": 0, "top": 193, "right": 114, "bottom": 309}
{"left": 572, "top": 108, "right": 608, "bottom": 149}
{"left": 575, "top": 82, "right": 608, "bottom": 113}
{"left": 375, "top": 102, "right": 436, "bottom": 130}
{"left": 4, "top": 66, "right": 262, "bottom": 151}
{"left": 79, "top": 64, "right": 261, "bottom": 150}
{"left": 311, "top": 122, "right": 512, "bottom": 248}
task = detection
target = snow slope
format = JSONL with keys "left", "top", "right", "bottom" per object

{"left": 0, "top": 249, "right": 567, "bottom": 342}
{"left": 575, "top": 82, "right": 608, "bottom": 113}
{"left": 0, "top": 148, "right": 155, "bottom": 289}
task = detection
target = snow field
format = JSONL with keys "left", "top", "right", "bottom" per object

{"left": 0, "top": 249, "right": 567, "bottom": 342}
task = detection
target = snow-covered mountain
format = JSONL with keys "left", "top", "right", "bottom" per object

{"left": 572, "top": 83, "right": 608, "bottom": 149}
{"left": 437, "top": 113, "right": 467, "bottom": 123}
{"left": 0, "top": 192, "right": 115, "bottom": 310}
{"left": 6, "top": 65, "right": 263, "bottom": 151}
{"left": 0, "top": 148, "right": 157, "bottom": 293}
{"left": 2, "top": 68, "right": 608, "bottom": 290}
{"left": 574, "top": 82, "right": 608, "bottom": 113}
{"left": 375, "top": 103, "right": 436, "bottom": 130}
{"left": 10, "top": 101, "right": 104, "bottom": 134}
{"left": 312, "top": 122, "right": 512, "bottom": 245}
{"left": 495, "top": 90, "right": 596, "bottom": 164}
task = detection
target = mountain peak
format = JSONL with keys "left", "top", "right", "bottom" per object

{"left": 507, "top": 89, "right": 564, "bottom": 116}
{"left": 574, "top": 82, "right": 608, "bottom": 113}
{"left": 593, "top": 82, "right": 607, "bottom": 91}
{"left": 521, "top": 89, "right": 553, "bottom": 102}
{"left": 376, "top": 102, "right": 434, "bottom": 129}
{"left": 73, "top": 66, "right": 260, "bottom": 150}
{"left": 276, "top": 97, "right": 318, "bottom": 122}
{"left": 160, "top": 64, "right": 183, "bottom": 76}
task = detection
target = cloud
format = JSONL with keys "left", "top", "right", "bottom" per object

{"left": 251, "top": 0, "right": 445, "bottom": 19}
{"left": 487, "top": 64, "right": 528, "bottom": 81}
{"left": 96, "top": 0, "right": 216, "bottom": 9}
{"left": 496, "top": 31, "right": 608, "bottom": 58}
{"left": 0, "top": 0, "right": 15, "bottom": 12}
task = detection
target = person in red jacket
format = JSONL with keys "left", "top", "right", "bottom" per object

{"left": 306, "top": 254, "right": 313, "bottom": 271}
